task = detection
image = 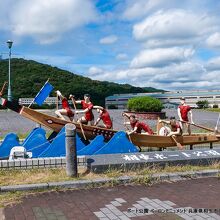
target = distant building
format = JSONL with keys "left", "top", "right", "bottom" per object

{"left": 19, "top": 97, "right": 58, "bottom": 105}
{"left": 105, "top": 90, "right": 220, "bottom": 109}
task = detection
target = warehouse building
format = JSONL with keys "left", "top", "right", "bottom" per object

{"left": 105, "top": 90, "right": 220, "bottom": 109}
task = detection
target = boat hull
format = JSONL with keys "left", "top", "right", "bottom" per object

{"left": 129, "top": 132, "right": 220, "bottom": 147}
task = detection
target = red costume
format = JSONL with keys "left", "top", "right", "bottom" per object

{"left": 81, "top": 100, "right": 94, "bottom": 121}
{"left": 100, "top": 109, "right": 112, "bottom": 129}
{"left": 178, "top": 105, "right": 191, "bottom": 121}
{"left": 171, "top": 122, "right": 182, "bottom": 134}
{"left": 130, "top": 121, "right": 154, "bottom": 134}
{"left": 62, "top": 98, "right": 74, "bottom": 117}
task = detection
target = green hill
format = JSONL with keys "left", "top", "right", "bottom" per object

{"left": 0, "top": 58, "right": 163, "bottom": 106}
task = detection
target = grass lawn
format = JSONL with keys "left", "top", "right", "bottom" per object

{"left": 205, "top": 108, "right": 220, "bottom": 113}
{"left": 0, "top": 163, "right": 219, "bottom": 187}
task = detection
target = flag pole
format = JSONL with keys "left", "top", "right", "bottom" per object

{"left": 28, "top": 79, "right": 50, "bottom": 108}
{"left": 28, "top": 98, "right": 35, "bottom": 108}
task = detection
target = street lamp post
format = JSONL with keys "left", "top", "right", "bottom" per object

{"left": 7, "top": 40, "right": 13, "bottom": 101}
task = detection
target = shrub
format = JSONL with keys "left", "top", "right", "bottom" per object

{"left": 196, "top": 100, "right": 209, "bottom": 109}
{"left": 213, "top": 104, "right": 218, "bottom": 108}
{"left": 127, "top": 96, "right": 163, "bottom": 112}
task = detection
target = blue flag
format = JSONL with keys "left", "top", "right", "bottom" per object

{"left": 34, "top": 82, "right": 54, "bottom": 106}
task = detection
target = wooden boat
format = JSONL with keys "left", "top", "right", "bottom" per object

{"left": 0, "top": 97, "right": 220, "bottom": 148}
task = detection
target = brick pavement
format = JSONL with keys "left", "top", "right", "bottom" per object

{"left": 2, "top": 177, "right": 220, "bottom": 220}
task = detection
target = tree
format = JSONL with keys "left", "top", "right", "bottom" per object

{"left": 127, "top": 96, "right": 163, "bottom": 112}
{"left": 196, "top": 100, "right": 209, "bottom": 109}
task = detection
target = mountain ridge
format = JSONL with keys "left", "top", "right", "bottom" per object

{"left": 0, "top": 58, "right": 163, "bottom": 105}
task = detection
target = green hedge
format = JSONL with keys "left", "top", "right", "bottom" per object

{"left": 196, "top": 100, "right": 209, "bottom": 109}
{"left": 127, "top": 96, "right": 163, "bottom": 112}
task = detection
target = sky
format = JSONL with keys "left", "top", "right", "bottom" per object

{"left": 1, "top": 0, "right": 220, "bottom": 91}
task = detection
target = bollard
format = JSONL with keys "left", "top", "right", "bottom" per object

{"left": 65, "top": 123, "right": 77, "bottom": 177}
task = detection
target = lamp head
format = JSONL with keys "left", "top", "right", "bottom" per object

{"left": 7, "top": 40, "right": 13, "bottom": 49}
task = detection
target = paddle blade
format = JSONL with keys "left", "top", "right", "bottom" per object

{"left": 177, "top": 143, "right": 184, "bottom": 150}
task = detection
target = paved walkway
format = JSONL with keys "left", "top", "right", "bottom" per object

{"left": 2, "top": 177, "right": 220, "bottom": 220}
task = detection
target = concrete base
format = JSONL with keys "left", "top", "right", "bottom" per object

{"left": 86, "top": 147, "right": 220, "bottom": 173}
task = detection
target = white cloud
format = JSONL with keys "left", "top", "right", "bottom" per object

{"left": 205, "top": 56, "right": 220, "bottom": 71}
{"left": 123, "top": 0, "right": 165, "bottom": 20}
{"left": 87, "top": 61, "right": 220, "bottom": 90}
{"left": 99, "top": 35, "right": 118, "bottom": 44}
{"left": 88, "top": 66, "right": 129, "bottom": 81}
{"left": 116, "top": 53, "right": 128, "bottom": 60}
{"left": 2, "top": 0, "right": 220, "bottom": 91}
{"left": 27, "top": 54, "right": 74, "bottom": 66}
{"left": 206, "top": 32, "right": 220, "bottom": 48}
{"left": 201, "top": 70, "right": 220, "bottom": 81}
{"left": 149, "top": 62, "right": 204, "bottom": 84}
{"left": 122, "top": 0, "right": 180, "bottom": 20}
{"left": 88, "top": 66, "right": 104, "bottom": 75}
{"left": 133, "top": 9, "right": 218, "bottom": 47}
{"left": 0, "top": 0, "right": 98, "bottom": 44}
{"left": 142, "top": 38, "right": 195, "bottom": 48}
{"left": 130, "top": 47, "right": 194, "bottom": 68}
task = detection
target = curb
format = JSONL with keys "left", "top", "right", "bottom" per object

{"left": 0, "top": 169, "right": 219, "bottom": 192}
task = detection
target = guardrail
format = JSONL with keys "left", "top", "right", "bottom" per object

{"left": 0, "top": 156, "right": 86, "bottom": 169}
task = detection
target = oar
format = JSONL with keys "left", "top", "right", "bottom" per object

{"left": 215, "top": 113, "right": 220, "bottom": 132}
{"left": 123, "top": 117, "right": 141, "bottom": 151}
{"left": 171, "top": 135, "right": 184, "bottom": 150}
{"left": 70, "top": 95, "right": 87, "bottom": 140}
{"left": 56, "top": 93, "right": 59, "bottom": 111}
{"left": 179, "top": 120, "right": 215, "bottom": 132}
{"left": 0, "top": 81, "right": 7, "bottom": 96}
{"left": 156, "top": 117, "right": 163, "bottom": 135}
{"left": 123, "top": 115, "right": 132, "bottom": 142}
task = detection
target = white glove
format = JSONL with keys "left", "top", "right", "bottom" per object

{"left": 69, "top": 94, "right": 74, "bottom": 99}
{"left": 56, "top": 90, "right": 61, "bottom": 96}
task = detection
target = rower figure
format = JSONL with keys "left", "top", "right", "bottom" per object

{"left": 55, "top": 90, "right": 74, "bottom": 121}
{"left": 159, "top": 117, "right": 182, "bottom": 136}
{"left": 93, "top": 106, "right": 113, "bottom": 129}
{"left": 178, "top": 97, "right": 194, "bottom": 135}
{"left": 122, "top": 113, "right": 154, "bottom": 135}
{"left": 70, "top": 94, "right": 94, "bottom": 125}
